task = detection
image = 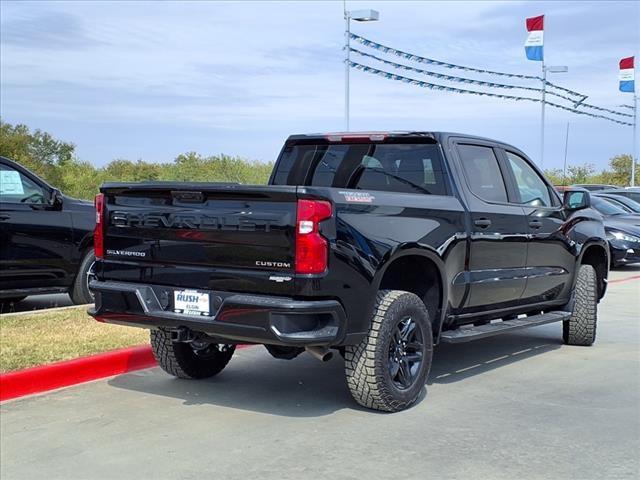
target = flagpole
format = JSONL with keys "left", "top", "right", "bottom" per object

{"left": 632, "top": 94, "right": 637, "bottom": 187}
{"left": 541, "top": 62, "right": 546, "bottom": 168}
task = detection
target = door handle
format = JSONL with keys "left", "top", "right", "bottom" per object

{"left": 528, "top": 219, "right": 543, "bottom": 229}
{"left": 0, "top": 214, "right": 10, "bottom": 221}
{"left": 474, "top": 218, "right": 492, "bottom": 229}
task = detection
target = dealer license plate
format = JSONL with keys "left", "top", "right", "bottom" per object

{"left": 174, "top": 290, "right": 210, "bottom": 316}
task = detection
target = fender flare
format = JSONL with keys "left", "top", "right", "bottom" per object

{"left": 372, "top": 243, "right": 449, "bottom": 340}
{"left": 575, "top": 238, "right": 609, "bottom": 297}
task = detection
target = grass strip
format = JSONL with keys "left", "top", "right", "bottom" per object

{"left": 0, "top": 307, "right": 149, "bottom": 373}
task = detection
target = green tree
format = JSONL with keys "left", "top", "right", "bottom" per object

{"left": 1, "top": 119, "right": 273, "bottom": 200}
{"left": 0, "top": 120, "right": 76, "bottom": 187}
{"left": 566, "top": 163, "right": 595, "bottom": 184}
{"left": 543, "top": 168, "right": 564, "bottom": 185}
{"left": 596, "top": 154, "right": 638, "bottom": 186}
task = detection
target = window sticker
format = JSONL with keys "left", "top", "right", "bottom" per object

{"left": 0, "top": 171, "right": 24, "bottom": 195}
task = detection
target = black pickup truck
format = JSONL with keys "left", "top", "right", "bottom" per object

{"left": 89, "top": 132, "right": 609, "bottom": 412}
{"left": 0, "top": 156, "right": 95, "bottom": 306}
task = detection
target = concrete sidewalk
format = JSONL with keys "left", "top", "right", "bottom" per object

{"left": 1, "top": 267, "right": 638, "bottom": 480}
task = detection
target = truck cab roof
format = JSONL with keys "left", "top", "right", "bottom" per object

{"left": 285, "top": 131, "right": 520, "bottom": 149}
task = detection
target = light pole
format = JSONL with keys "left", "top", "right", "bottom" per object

{"left": 540, "top": 64, "right": 568, "bottom": 168}
{"left": 344, "top": 8, "right": 379, "bottom": 131}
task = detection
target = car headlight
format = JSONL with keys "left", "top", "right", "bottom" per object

{"left": 606, "top": 230, "right": 640, "bottom": 243}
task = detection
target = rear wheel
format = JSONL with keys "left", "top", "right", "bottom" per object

{"left": 344, "top": 290, "right": 433, "bottom": 412}
{"left": 150, "top": 329, "right": 235, "bottom": 379}
{"left": 563, "top": 264, "right": 598, "bottom": 346}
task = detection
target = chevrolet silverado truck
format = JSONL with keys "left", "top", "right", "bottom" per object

{"left": 89, "top": 132, "right": 609, "bottom": 412}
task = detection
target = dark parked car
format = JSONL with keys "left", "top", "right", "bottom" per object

{"left": 572, "top": 184, "right": 620, "bottom": 192}
{"left": 600, "top": 187, "right": 640, "bottom": 204}
{"left": 0, "top": 156, "right": 96, "bottom": 305}
{"left": 590, "top": 196, "right": 640, "bottom": 267}
{"left": 89, "top": 132, "right": 609, "bottom": 412}
{"left": 594, "top": 192, "right": 640, "bottom": 214}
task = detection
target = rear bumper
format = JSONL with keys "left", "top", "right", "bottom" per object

{"left": 89, "top": 280, "right": 347, "bottom": 346}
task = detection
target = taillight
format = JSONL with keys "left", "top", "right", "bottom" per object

{"left": 94, "top": 193, "right": 105, "bottom": 259}
{"left": 295, "top": 199, "right": 332, "bottom": 274}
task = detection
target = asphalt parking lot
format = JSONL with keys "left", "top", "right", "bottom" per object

{"left": 1, "top": 267, "right": 638, "bottom": 480}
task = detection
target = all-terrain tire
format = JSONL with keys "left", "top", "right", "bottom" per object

{"left": 344, "top": 290, "right": 433, "bottom": 412}
{"left": 563, "top": 264, "right": 598, "bottom": 346}
{"left": 70, "top": 248, "right": 95, "bottom": 305}
{"left": 150, "top": 329, "right": 235, "bottom": 379}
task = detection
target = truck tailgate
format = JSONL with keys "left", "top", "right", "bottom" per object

{"left": 99, "top": 183, "right": 299, "bottom": 293}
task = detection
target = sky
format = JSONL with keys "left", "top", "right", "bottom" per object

{"left": 1, "top": 0, "right": 638, "bottom": 172}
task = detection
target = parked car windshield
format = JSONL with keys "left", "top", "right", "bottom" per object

{"left": 605, "top": 189, "right": 640, "bottom": 203}
{"left": 591, "top": 196, "right": 629, "bottom": 215}
{"left": 598, "top": 195, "right": 640, "bottom": 213}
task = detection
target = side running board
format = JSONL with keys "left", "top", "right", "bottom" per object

{"left": 440, "top": 311, "right": 572, "bottom": 343}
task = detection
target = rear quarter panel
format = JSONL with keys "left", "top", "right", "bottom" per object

{"left": 296, "top": 187, "right": 468, "bottom": 339}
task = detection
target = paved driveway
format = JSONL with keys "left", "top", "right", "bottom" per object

{"left": 1, "top": 267, "right": 639, "bottom": 479}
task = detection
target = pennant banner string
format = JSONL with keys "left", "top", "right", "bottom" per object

{"left": 350, "top": 33, "right": 584, "bottom": 99}
{"left": 350, "top": 48, "right": 632, "bottom": 119}
{"left": 348, "top": 61, "right": 634, "bottom": 127}
{"left": 351, "top": 49, "right": 574, "bottom": 102}
{"left": 349, "top": 35, "right": 632, "bottom": 119}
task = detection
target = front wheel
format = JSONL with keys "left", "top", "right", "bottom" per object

{"left": 563, "top": 264, "right": 598, "bottom": 346}
{"left": 344, "top": 290, "right": 433, "bottom": 412}
{"left": 150, "top": 329, "right": 235, "bottom": 379}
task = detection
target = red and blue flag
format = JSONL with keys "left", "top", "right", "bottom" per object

{"left": 619, "top": 56, "right": 635, "bottom": 93}
{"left": 525, "top": 15, "right": 544, "bottom": 62}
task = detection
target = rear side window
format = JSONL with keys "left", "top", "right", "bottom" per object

{"left": 272, "top": 142, "right": 450, "bottom": 196}
{"left": 457, "top": 144, "right": 508, "bottom": 203}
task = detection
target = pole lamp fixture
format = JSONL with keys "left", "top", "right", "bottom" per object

{"left": 344, "top": 8, "right": 380, "bottom": 131}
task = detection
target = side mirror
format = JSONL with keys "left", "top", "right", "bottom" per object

{"left": 49, "top": 188, "right": 64, "bottom": 209}
{"left": 563, "top": 189, "right": 590, "bottom": 211}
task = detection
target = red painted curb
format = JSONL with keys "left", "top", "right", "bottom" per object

{"left": 609, "top": 274, "right": 640, "bottom": 284}
{"left": 0, "top": 343, "right": 253, "bottom": 402}
{"left": 0, "top": 345, "right": 156, "bottom": 402}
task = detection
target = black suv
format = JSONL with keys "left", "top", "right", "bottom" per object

{"left": 0, "top": 156, "right": 95, "bottom": 305}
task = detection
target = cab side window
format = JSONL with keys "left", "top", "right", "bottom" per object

{"left": 0, "top": 163, "right": 47, "bottom": 204}
{"left": 457, "top": 144, "right": 508, "bottom": 203}
{"left": 505, "top": 152, "right": 554, "bottom": 207}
